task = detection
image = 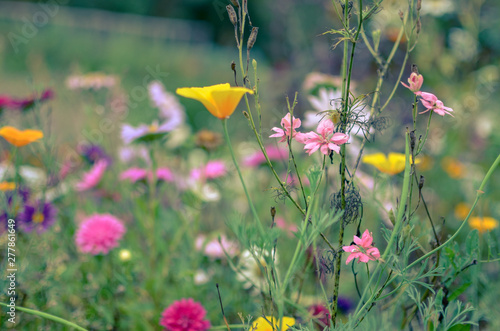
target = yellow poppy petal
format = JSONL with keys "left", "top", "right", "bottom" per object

{"left": 0, "top": 181, "right": 16, "bottom": 191}
{"left": 0, "top": 126, "right": 44, "bottom": 147}
{"left": 176, "top": 83, "right": 253, "bottom": 119}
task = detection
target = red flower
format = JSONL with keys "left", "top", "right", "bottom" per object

{"left": 160, "top": 298, "right": 211, "bottom": 331}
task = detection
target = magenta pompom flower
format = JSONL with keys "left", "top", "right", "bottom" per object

{"left": 75, "top": 214, "right": 126, "bottom": 255}
{"left": 343, "top": 229, "right": 380, "bottom": 264}
{"left": 159, "top": 298, "right": 211, "bottom": 331}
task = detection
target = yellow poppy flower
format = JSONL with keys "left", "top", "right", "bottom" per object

{"left": 176, "top": 83, "right": 253, "bottom": 119}
{"left": 251, "top": 316, "right": 296, "bottom": 331}
{"left": 362, "top": 152, "right": 420, "bottom": 175}
{"left": 469, "top": 217, "right": 498, "bottom": 233}
{"left": 0, "top": 126, "right": 43, "bottom": 147}
{"left": 0, "top": 181, "right": 16, "bottom": 191}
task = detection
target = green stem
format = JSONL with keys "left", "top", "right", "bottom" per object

{"left": 222, "top": 119, "right": 263, "bottom": 234}
{"left": 0, "top": 302, "right": 88, "bottom": 331}
{"left": 416, "top": 111, "right": 433, "bottom": 155}
{"left": 352, "top": 131, "right": 412, "bottom": 323}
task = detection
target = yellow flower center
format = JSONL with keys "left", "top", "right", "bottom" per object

{"left": 148, "top": 123, "right": 158, "bottom": 132}
{"left": 33, "top": 212, "right": 45, "bottom": 224}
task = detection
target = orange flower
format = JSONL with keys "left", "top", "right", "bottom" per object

{"left": 0, "top": 181, "right": 16, "bottom": 191}
{"left": 0, "top": 126, "right": 43, "bottom": 147}
{"left": 454, "top": 202, "right": 470, "bottom": 220}
{"left": 176, "top": 83, "right": 253, "bottom": 119}
{"left": 441, "top": 157, "right": 465, "bottom": 179}
{"left": 469, "top": 217, "right": 498, "bottom": 233}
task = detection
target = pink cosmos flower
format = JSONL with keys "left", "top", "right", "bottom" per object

{"left": 274, "top": 217, "right": 298, "bottom": 237}
{"left": 159, "top": 298, "right": 211, "bottom": 331}
{"left": 120, "top": 167, "right": 175, "bottom": 183}
{"left": 190, "top": 160, "right": 226, "bottom": 181}
{"left": 75, "top": 160, "right": 108, "bottom": 191}
{"left": 75, "top": 214, "right": 126, "bottom": 255}
{"left": 195, "top": 235, "right": 239, "bottom": 259}
{"left": 343, "top": 229, "right": 380, "bottom": 264}
{"left": 242, "top": 145, "right": 288, "bottom": 167}
{"left": 416, "top": 92, "right": 454, "bottom": 117}
{"left": 301, "top": 120, "right": 349, "bottom": 155}
{"left": 401, "top": 72, "right": 424, "bottom": 93}
{"left": 270, "top": 113, "right": 302, "bottom": 142}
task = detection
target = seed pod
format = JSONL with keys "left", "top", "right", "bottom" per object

{"left": 247, "top": 27, "right": 259, "bottom": 50}
{"left": 231, "top": 61, "right": 236, "bottom": 71}
{"left": 417, "top": 0, "right": 422, "bottom": 11}
{"left": 410, "top": 130, "right": 416, "bottom": 152}
{"left": 411, "top": 64, "right": 419, "bottom": 74}
{"left": 226, "top": 5, "right": 237, "bottom": 26}
{"left": 416, "top": 18, "right": 421, "bottom": 34}
{"left": 242, "top": 111, "right": 250, "bottom": 119}
{"left": 230, "top": 0, "right": 240, "bottom": 8}
{"left": 399, "top": 9, "right": 404, "bottom": 21}
{"left": 270, "top": 206, "right": 276, "bottom": 218}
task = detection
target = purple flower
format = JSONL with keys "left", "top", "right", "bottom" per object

{"left": 18, "top": 200, "right": 58, "bottom": 234}
{"left": 121, "top": 121, "right": 174, "bottom": 144}
{"left": 77, "top": 144, "right": 112, "bottom": 165}
{"left": 148, "top": 81, "right": 185, "bottom": 130}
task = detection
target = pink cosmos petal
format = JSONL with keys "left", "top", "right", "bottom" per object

{"left": 204, "top": 160, "right": 226, "bottom": 179}
{"left": 75, "top": 160, "right": 108, "bottom": 191}
{"left": 342, "top": 245, "right": 357, "bottom": 253}
{"left": 317, "top": 119, "right": 335, "bottom": 136}
{"left": 156, "top": 167, "right": 174, "bottom": 182}
{"left": 360, "top": 229, "right": 373, "bottom": 247}
{"left": 366, "top": 247, "right": 381, "bottom": 260}
{"left": 119, "top": 167, "right": 148, "bottom": 183}
{"left": 353, "top": 235, "right": 363, "bottom": 246}
{"left": 327, "top": 143, "right": 340, "bottom": 154}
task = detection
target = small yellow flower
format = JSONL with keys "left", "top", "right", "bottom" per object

{"left": 454, "top": 202, "right": 470, "bottom": 220}
{"left": 362, "top": 152, "right": 420, "bottom": 175}
{"left": 176, "top": 83, "right": 253, "bottom": 119}
{"left": 0, "top": 181, "right": 16, "bottom": 191}
{"left": 441, "top": 157, "right": 465, "bottom": 179}
{"left": 119, "top": 249, "right": 132, "bottom": 261}
{"left": 469, "top": 217, "right": 498, "bottom": 233}
{"left": 251, "top": 316, "right": 296, "bottom": 331}
{"left": 0, "top": 126, "right": 43, "bottom": 147}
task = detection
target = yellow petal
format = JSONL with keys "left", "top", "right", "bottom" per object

{"left": 176, "top": 83, "right": 253, "bottom": 119}
{"left": 0, "top": 181, "right": 16, "bottom": 191}
{"left": 251, "top": 316, "right": 295, "bottom": 331}
{"left": 363, "top": 152, "right": 419, "bottom": 175}
{"left": 0, "top": 126, "right": 44, "bottom": 147}
{"left": 469, "top": 217, "right": 498, "bottom": 233}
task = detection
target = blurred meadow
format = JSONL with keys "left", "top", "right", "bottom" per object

{"left": 1, "top": 0, "right": 500, "bottom": 330}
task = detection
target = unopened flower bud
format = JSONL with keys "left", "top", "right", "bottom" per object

{"left": 243, "top": 0, "right": 248, "bottom": 14}
{"left": 231, "top": 61, "right": 236, "bottom": 71}
{"left": 270, "top": 206, "right": 276, "bottom": 218}
{"left": 418, "top": 175, "right": 425, "bottom": 190}
{"left": 410, "top": 131, "right": 416, "bottom": 152}
{"left": 242, "top": 111, "right": 250, "bottom": 119}
{"left": 247, "top": 27, "right": 259, "bottom": 50}
{"left": 416, "top": 19, "right": 421, "bottom": 34}
{"left": 411, "top": 64, "right": 419, "bottom": 74}
{"left": 230, "top": 0, "right": 240, "bottom": 8}
{"left": 417, "top": 0, "right": 422, "bottom": 11}
{"left": 399, "top": 10, "right": 404, "bottom": 21}
{"left": 252, "top": 59, "right": 257, "bottom": 71}
{"left": 226, "top": 5, "right": 237, "bottom": 26}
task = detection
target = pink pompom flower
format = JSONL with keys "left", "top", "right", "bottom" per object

{"left": 119, "top": 167, "right": 174, "bottom": 183}
{"left": 195, "top": 234, "right": 239, "bottom": 259}
{"left": 401, "top": 72, "right": 423, "bottom": 93}
{"left": 190, "top": 160, "right": 227, "bottom": 181}
{"left": 75, "top": 160, "right": 108, "bottom": 191}
{"left": 270, "top": 113, "right": 302, "bottom": 143}
{"left": 343, "top": 229, "right": 380, "bottom": 264}
{"left": 75, "top": 214, "right": 126, "bottom": 255}
{"left": 159, "top": 298, "right": 211, "bottom": 331}
{"left": 416, "top": 92, "right": 454, "bottom": 117}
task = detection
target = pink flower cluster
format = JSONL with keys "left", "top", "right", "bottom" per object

{"left": 75, "top": 214, "right": 126, "bottom": 255}
{"left": 159, "top": 298, "right": 211, "bottom": 331}
{"left": 119, "top": 167, "right": 174, "bottom": 183}
{"left": 270, "top": 113, "right": 349, "bottom": 156}
{"left": 190, "top": 160, "right": 226, "bottom": 181}
{"left": 343, "top": 229, "right": 380, "bottom": 264}
{"left": 401, "top": 72, "right": 454, "bottom": 117}
{"left": 242, "top": 145, "right": 288, "bottom": 167}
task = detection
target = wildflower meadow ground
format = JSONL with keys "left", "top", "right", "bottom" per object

{"left": 1, "top": 0, "right": 500, "bottom": 330}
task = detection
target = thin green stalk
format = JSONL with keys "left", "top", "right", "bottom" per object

{"left": 222, "top": 119, "right": 264, "bottom": 235}
{"left": 352, "top": 131, "right": 412, "bottom": 323}
{"left": 416, "top": 111, "right": 433, "bottom": 155}
{"left": 0, "top": 302, "right": 88, "bottom": 331}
